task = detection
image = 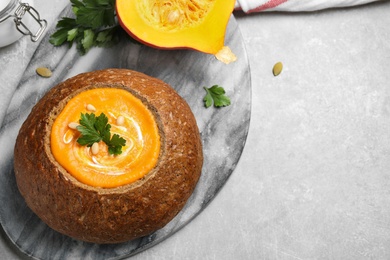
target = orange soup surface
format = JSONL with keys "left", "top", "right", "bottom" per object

{"left": 51, "top": 88, "right": 161, "bottom": 188}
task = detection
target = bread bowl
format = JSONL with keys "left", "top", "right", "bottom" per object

{"left": 13, "top": 68, "right": 203, "bottom": 244}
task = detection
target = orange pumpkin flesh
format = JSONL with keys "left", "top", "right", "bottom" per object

{"left": 116, "top": 0, "right": 236, "bottom": 55}
{"left": 51, "top": 88, "right": 161, "bottom": 188}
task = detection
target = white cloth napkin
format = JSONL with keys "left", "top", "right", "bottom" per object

{"left": 235, "top": 0, "right": 385, "bottom": 12}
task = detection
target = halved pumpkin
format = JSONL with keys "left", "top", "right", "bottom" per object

{"left": 116, "top": 0, "right": 236, "bottom": 55}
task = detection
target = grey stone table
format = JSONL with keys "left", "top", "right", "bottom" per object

{"left": 1, "top": 0, "right": 390, "bottom": 259}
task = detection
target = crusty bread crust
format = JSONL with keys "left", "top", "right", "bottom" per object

{"left": 14, "top": 69, "right": 203, "bottom": 244}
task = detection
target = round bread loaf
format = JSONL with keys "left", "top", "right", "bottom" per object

{"left": 14, "top": 68, "right": 203, "bottom": 244}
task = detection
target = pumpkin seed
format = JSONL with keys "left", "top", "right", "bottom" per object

{"left": 36, "top": 67, "right": 52, "bottom": 78}
{"left": 116, "top": 115, "right": 125, "bottom": 126}
{"left": 91, "top": 142, "right": 99, "bottom": 155}
{"left": 272, "top": 62, "right": 283, "bottom": 76}
{"left": 68, "top": 122, "right": 79, "bottom": 129}
{"left": 86, "top": 104, "right": 96, "bottom": 112}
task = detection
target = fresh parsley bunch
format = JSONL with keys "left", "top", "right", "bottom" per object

{"left": 49, "top": 0, "right": 122, "bottom": 54}
{"left": 77, "top": 113, "right": 126, "bottom": 155}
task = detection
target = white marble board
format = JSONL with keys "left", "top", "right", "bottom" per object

{"left": 0, "top": 5, "right": 251, "bottom": 260}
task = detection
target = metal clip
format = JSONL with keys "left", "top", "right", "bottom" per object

{"left": 14, "top": 2, "right": 47, "bottom": 42}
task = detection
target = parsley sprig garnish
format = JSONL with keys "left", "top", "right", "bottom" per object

{"left": 203, "top": 85, "right": 231, "bottom": 108}
{"left": 49, "top": 0, "right": 122, "bottom": 54}
{"left": 76, "top": 112, "right": 126, "bottom": 155}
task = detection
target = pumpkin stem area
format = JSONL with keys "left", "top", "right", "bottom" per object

{"left": 50, "top": 88, "right": 161, "bottom": 188}
{"left": 141, "top": 0, "right": 216, "bottom": 31}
